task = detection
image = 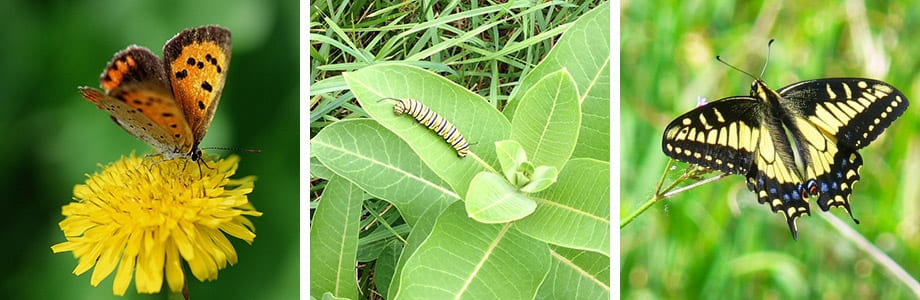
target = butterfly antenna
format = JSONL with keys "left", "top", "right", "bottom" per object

{"left": 201, "top": 146, "right": 262, "bottom": 154}
{"left": 759, "top": 39, "right": 775, "bottom": 78}
{"left": 716, "top": 55, "right": 758, "bottom": 80}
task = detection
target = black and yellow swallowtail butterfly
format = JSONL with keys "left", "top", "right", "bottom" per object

{"left": 380, "top": 97, "right": 470, "bottom": 157}
{"left": 661, "top": 44, "right": 909, "bottom": 239}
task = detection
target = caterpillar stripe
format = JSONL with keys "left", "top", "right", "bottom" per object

{"left": 379, "top": 98, "right": 470, "bottom": 157}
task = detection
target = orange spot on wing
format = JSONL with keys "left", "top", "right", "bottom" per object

{"left": 101, "top": 56, "right": 137, "bottom": 92}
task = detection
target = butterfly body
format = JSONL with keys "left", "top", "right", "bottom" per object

{"left": 80, "top": 25, "right": 231, "bottom": 162}
{"left": 663, "top": 77, "right": 908, "bottom": 239}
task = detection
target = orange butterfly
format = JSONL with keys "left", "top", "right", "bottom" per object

{"left": 79, "top": 25, "right": 231, "bottom": 162}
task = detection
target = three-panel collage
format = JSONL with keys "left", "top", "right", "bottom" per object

{"left": 3, "top": 0, "right": 918, "bottom": 299}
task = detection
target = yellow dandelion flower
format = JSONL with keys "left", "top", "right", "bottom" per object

{"left": 51, "top": 153, "right": 262, "bottom": 296}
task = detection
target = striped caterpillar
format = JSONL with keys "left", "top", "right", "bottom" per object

{"left": 379, "top": 98, "right": 470, "bottom": 157}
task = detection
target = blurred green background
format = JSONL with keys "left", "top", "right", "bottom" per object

{"left": 621, "top": 1, "right": 920, "bottom": 299}
{"left": 0, "top": 0, "right": 298, "bottom": 299}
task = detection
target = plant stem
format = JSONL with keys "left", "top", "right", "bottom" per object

{"left": 620, "top": 160, "right": 727, "bottom": 229}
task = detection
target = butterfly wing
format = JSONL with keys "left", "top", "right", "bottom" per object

{"left": 79, "top": 84, "right": 192, "bottom": 155}
{"left": 162, "top": 25, "right": 232, "bottom": 146}
{"left": 662, "top": 97, "right": 763, "bottom": 175}
{"left": 778, "top": 78, "right": 908, "bottom": 218}
{"left": 97, "top": 46, "right": 167, "bottom": 92}
{"left": 779, "top": 78, "right": 909, "bottom": 149}
{"left": 663, "top": 96, "right": 811, "bottom": 238}
{"left": 81, "top": 46, "right": 195, "bottom": 156}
